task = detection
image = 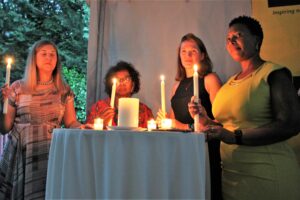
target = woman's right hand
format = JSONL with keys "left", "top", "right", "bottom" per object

{"left": 98, "top": 106, "right": 115, "bottom": 127}
{"left": 0, "top": 83, "right": 10, "bottom": 101}
{"left": 188, "top": 96, "right": 208, "bottom": 119}
{"left": 0, "top": 84, "right": 10, "bottom": 102}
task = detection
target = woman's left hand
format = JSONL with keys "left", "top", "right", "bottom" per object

{"left": 203, "top": 125, "right": 236, "bottom": 144}
{"left": 80, "top": 123, "right": 94, "bottom": 129}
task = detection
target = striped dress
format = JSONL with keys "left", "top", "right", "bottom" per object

{"left": 0, "top": 80, "right": 74, "bottom": 199}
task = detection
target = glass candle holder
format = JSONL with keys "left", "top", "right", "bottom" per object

{"left": 161, "top": 118, "right": 172, "bottom": 129}
{"left": 94, "top": 118, "right": 104, "bottom": 130}
{"left": 147, "top": 119, "right": 157, "bottom": 131}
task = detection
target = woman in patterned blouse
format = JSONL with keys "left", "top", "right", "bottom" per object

{"left": 86, "top": 61, "right": 153, "bottom": 128}
{"left": 0, "top": 39, "right": 83, "bottom": 199}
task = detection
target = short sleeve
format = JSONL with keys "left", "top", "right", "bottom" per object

{"left": 62, "top": 85, "right": 75, "bottom": 104}
{"left": 8, "top": 80, "right": 23, "bottom": 107}
{"left": 262, "top": 62, "right": 292, "bottom": 83}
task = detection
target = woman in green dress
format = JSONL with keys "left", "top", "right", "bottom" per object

{"left": 188, "top": 16, "right": 300, "bottom": 200}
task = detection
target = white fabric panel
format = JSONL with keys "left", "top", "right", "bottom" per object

{"left": 87, "top": 0, "right": 251, "bottom": 115}
{"left": 45, "top": 129, "right": 207, "bottom": 199}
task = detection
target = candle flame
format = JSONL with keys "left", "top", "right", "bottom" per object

{"left": 112, "top": 78, "right": 117, "bottom": 84}
{"left": 7, "top": 58, "right": 12, "bottom": 65}
{"left": 160, "top": 75, "right": 165, "bottom": 81}
{"left": 193, "top": 64, "right": 198, "bottom": 72}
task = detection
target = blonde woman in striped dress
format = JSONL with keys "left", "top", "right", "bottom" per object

{"left": 0, "top": 39, "right": 83, "bottom": 199}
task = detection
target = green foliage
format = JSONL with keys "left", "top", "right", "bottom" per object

{"left": 0, "top": 0, "right": 90, "bottom": 120}
{"left": 0, "top": 0, "right": 90, "bottom": 83}
{"left": 63, "top": 67, "right": 86, "bottom": 123}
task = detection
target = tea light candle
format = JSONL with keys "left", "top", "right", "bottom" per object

{"left": 118, "top": 98, "right": 139, "bottom": 127}
{"left": 193, "top": 64, "right": 200, "bottom": 132}
{"left": 109, "top": 78, "right": 117, "bottom": 126}
{"left": 94, "top": 118, "right": 104, "bottom": 130}
{"left": 3, "top": 58, "right": 12, "bottom": 114}
{"left": 160, "top": 75, "right": 166, "bottom": 116}
{"left": 147, "top": 119, "right": 157, "bottom": 131}
{"left": 161, "top": 118, "right": 172, "bottom": 129}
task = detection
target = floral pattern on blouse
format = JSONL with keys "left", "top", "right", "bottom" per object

{"left": 86, "top": 97, "right": 154, "bottom": 128}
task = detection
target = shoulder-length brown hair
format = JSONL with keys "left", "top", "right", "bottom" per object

{"left": 23, "top": 39, "right": 68, "bottom": 92}
{"left": 176, "top": 33, "right": 213, "bottom": 81}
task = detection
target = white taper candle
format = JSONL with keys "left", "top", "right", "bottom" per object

{"left": 193, "top": 64, "right": 200, "bottom": 132}
{"left": 160, "top": 75, "right": 166, "bottom": 117}
{"left": 109, "top": 78, "right": 117, "bottom": 126}
{"left": 3, "top": 58, "right": 12, "bottom": 114}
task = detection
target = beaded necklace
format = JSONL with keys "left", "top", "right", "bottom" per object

{"left": 38, "top": 78, "right": 53, "bottom": 85}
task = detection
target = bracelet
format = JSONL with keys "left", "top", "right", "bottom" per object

{"left": 188, "top": 123, "right": 194, "bottom": 131}
{"left": 234, "top": 129, "right": 243, "bottom": 145}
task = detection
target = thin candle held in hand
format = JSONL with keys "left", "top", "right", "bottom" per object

{"left": 193, "top": 64, "right": 200, "bottom": 132}
{"left": 109, "top": 78, "right": 117, "bottom": 126}
{"left": 160, "top": 75, "right": 166, "bottom": 117}
{"left": 110, "top": 78, "right": 117, "bottom": 108}
{"left": 3, "top": 58, "right": 12, "bottom": 114}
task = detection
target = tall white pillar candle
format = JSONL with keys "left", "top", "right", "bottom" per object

{"left": 193, "top": 64, "right": 200, "bottom": 132}
{"left": 3, "top": 58, "right": 12, "bottom": 114}
{"left": 109, "top": 78, "right": 117, "bottom": 126}
{"left": 160, "top": 75, "right": 166, "bottom": 116}
{"left": 118, "top": 98, "right": 139, "bottom": 128}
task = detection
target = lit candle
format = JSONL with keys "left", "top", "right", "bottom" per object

{"left": 161, "top": 118, "right": 172, "bottom": 129}
{"left": 147, "top": 119, "right": 157, "bottom": 131}
{"left": 110, "top": 78, "right": 117, "bottom": 108}
{"left": 109, "top": 78, "right": 117, "bottom": 126}
{"left": 3, "top": 58, "right": 12, "bottom": 114}
{"left": 94, "top": 118, "right": 104, "bottom": 130}
{"left": 193, "top": 64, "right": 200, "bottom": 132}
{"left": 160, "top": 75, "right": 166, "bottom": 117}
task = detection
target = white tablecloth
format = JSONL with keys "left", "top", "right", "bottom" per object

{"left": 46, "top": 129, "right": 209, "bottom": 199}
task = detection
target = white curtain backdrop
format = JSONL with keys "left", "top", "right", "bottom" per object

{"left": 86, "top": 0, "right": 251, "bottom": 115}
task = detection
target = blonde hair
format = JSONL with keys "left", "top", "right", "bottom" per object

{"left": 23, "top": 39, "right": 67, "bottom": 92}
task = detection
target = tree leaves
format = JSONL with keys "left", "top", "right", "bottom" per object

{"left": 0, "top": 0, "right": 89, "bottom": 121}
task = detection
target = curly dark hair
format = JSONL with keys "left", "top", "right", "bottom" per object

{"left": 229, "top": 16, "right": 264, "bottom": 51}
{"left": 104, "top": 61, "right": 140, "bottom": 96}
{"left": 176, "top": 33, "right": 213, "bottom": 81}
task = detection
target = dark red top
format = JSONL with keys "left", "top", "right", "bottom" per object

{"left": 86, "top": 97, "right": 154, "bottom": 128}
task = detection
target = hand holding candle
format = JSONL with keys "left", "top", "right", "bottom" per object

{"left": 160, "top": 75, "right": 166, "bottom": 117}
{"left": 3, "top": 58, "right": 12, "bottom": 114}
{"left": 109, "top": 78, "right": 117, "bottom": 126}
{"left": 193, "top": 64, "right": 200, "bottom": 132}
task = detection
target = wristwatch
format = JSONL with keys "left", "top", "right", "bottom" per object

{"left": 234, "top": 129, "right": 243, "bottom": 145}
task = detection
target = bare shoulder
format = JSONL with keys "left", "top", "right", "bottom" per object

{"left": 204, "top": 73, "right": 222, "bottom": 86}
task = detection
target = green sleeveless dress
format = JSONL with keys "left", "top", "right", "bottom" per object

{"left": 212, "top": 62, "right": 300, "bottom": 200}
